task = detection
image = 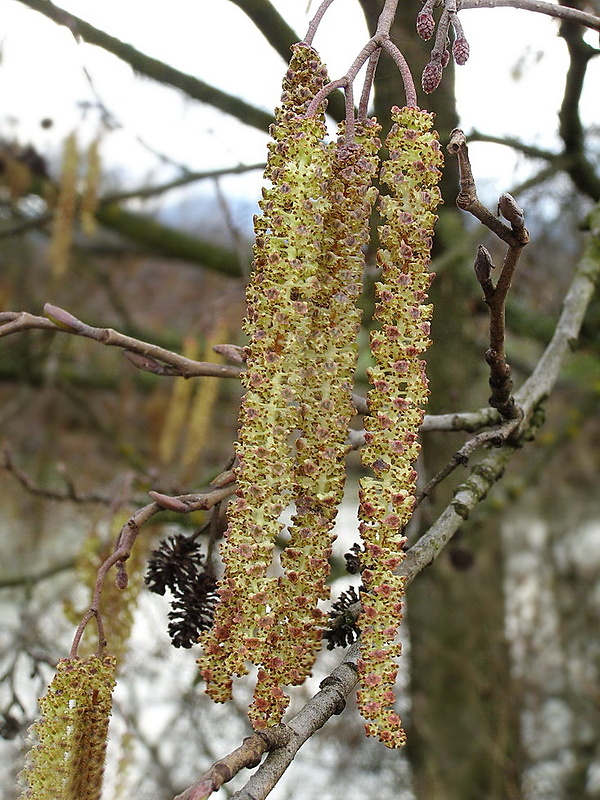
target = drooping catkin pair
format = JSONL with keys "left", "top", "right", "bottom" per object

{"left": 198, "top": 43, "right": 443, "bottom": 747}
{"left": 197, "top": 43, "right": 380, "bottom": 726}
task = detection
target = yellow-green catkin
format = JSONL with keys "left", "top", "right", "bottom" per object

{"left": 198, "top": 43, "right": 333, "bottom": 726}
{"left": 19, "top": 655, "right": 116, "bottom": 800}
{"left": 48, "top": 133, "right": 79, "bottom": 278}
{"left": 80, "top": 138, "right": 101, "bottom": 236}
{"left": 275, "top": 119, "right": 381, "bottom": 685}
{"left": 356, "top": 106, "right": 443, "bottom": 748}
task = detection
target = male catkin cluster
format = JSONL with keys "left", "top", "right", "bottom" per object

{"left": 199, "top": 51, "right": 443, "bottom": 744}
{"left": 197, "top": 44, "right": 379, "bottom": 728}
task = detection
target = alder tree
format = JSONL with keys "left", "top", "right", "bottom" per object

{"left": 1, "top": 0, "right": 600, "bottom": 799}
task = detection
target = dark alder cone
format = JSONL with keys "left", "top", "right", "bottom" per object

{"left": 416, "top": 11, "right": 435, "bottom": 40}
{"left": 422, "top": 60, "right": 443, "bottom": 93}
{"left": 324, "top": 585, "right": 361, "bottom": 650}
{"left": 452, "top": 36, "right": 470, "bottom": 66}
{"left": 344, "top": 542, "right": 364, "bottom": 575}
{"left": 167, "top": 572, "right": 219, "bottom": 648}
{"left": 145, "top": 534, "right": 204, "bottom": 595}
{"left": 145, "top": 534, "right": 218, "bottom": 648}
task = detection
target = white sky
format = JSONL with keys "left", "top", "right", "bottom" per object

{"left": 0, "top": 0, "right": 598, "bottom": 207}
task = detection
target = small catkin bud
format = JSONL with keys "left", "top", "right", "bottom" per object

{"left": 416, "top": 11, "right": 435, "bottom": 40}
{"left": 452, "top": 36, "right": 470, "bottom": 66}
{"left": 422, "top": 61, "right": 443, "bottom": 94}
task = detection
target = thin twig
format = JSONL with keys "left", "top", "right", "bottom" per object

{"left": 69, "top": 477, "right": 236, "bottom": 657}
{"left": 304, "top": 0, "right": 337, "bottom": 45}
{"left": 459, "top": 0, "right": 600, "bottom": 33}
{"left": 1, "top": 445, "right": 112, "bottom": 504}
{"left": 0, "top": 307, "right": 242, "bottom": 380}
{"left": 448, "top": 130, "right": 529, "bottom": 419}
{"left": 102, "top": 163, "right": 266, "bottom": 206}
{"left": 413, "top": 418, "right": 520, "bottom": 507}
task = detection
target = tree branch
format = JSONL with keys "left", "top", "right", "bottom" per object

{"left": 558, "top": 7, "right": 600, "bottom": 200}
{"left": 459, "top": 0, "right": 600, "bottom": 32}
{"left": 0, "top": 306, "right": 243, "bottom": 380}
{"left": 95, "top": 205, "right": 244, "bottom": 276}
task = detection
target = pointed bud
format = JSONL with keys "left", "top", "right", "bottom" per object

{"left": 498, "top": 192, "right": 525, "bottom": 229}
{"left": 473, "top": 245, "right": 495, "bottom": 286}
{"left": 43, "top": 303, "right": 81, "bottom": 332}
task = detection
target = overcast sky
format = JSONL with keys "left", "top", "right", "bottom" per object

{"left": 0, "top": 0, "right": 598, "bottom": 208}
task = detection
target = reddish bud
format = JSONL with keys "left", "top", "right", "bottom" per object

{"left": 416, "top": 11, "right": 435, "bottom": 40}
{"left": 452, "top": 36, "right": 470, "bottom": 66}
{"left": 422, "top": 61, "right": 442, "bottom": 94}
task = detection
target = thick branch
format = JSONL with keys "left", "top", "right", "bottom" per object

{"left": 95, "top": 205, "right": 244, "bottom": 276}
{"left": 230, "top": 645, "right": 361, "bottom": 800}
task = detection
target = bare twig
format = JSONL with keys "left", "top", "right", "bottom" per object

{"left": 0, "top": 559, "right": 75, "bottom": 590}
{"left": 0, "top": 306, "right": 242, "bottom": 380}
{"left": 101, "top": 163, "right": 266, "bottom": 206}
{"left": 304, "top": 0, "right": 338, "bottom": 45}
{"left": 69, "top": 476, "right": 236, "bottom": 657}
{"left": 173, "top": 727, "right": 291, "bottom": 800}
{"left": 304, "top": 0, "right": 416, "bottom": 120}
{"left": 1, "top": 445, "right": 112, "bottom": 504}
{"left": 448, "top": 130, "right": 529, "bottom": 419}
{"left": 413, "top": 417, "right": 520, "bottom": 507}
{"left": 229, "top": 644, "right": 360, "bottom": 800}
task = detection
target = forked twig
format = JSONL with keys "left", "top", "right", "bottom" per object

{"left": 448, "top": 129, "right": 529, "bottom": 419}
{"left": 0, "top": 306, "right": 242, "bottom": 380}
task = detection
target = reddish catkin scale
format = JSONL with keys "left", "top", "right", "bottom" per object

{"left": 357, "top": 106, "right": 443, "bottom": 749}
{"left": 421, "top": 60, "right": 443, "bottom": 94}
{"left": 416, "top": 10, "right": 435, "bottom": 40}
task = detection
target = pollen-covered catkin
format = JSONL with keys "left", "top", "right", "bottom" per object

{"left": 270, "top": 117, "right": 381, "bottom": 694}
{"left": 19, "top": 655, "right": 116, "bottom": 800}
{"left": 357, "top": 105, "right": 443, "bottom": 748}
{"left": 198, "top": 43, "right": 333, "bottom": 726}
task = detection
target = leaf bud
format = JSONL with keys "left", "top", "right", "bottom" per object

{"left": 498, "top": 192, "right": 525, "bottom": 229}
{"left": 473, "top": 245, "right": 495, "bottom": 285}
